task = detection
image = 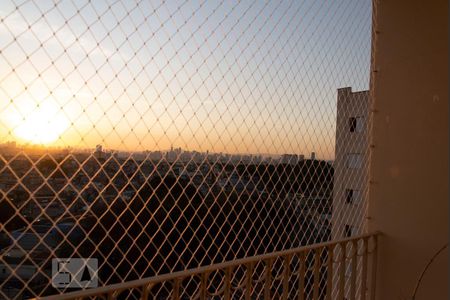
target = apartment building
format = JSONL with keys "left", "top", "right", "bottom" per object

{"left": 332, "top": 87, "right": 370, "bottom": 240}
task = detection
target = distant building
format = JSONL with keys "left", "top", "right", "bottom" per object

{"left": 94, "top": 144, "right": 103, "bottom": 159}
{"left": 280, "top": 154, "right": 299, "bottom": 165}
{"left": 0, "top": 141, "right": 17, "bottom": 155}
{"left": 148, "top": 151, "right": 163, "bottom": 161}
{"left": 332, "top": 87, "right": 369, "bottom": 240}
{"left": 166, "top": 145, "right": 177, "bottom": 162}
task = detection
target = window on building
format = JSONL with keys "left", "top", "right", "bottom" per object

{"left": 345, "top": 189, "right": 360, "bottom": 204}
{"left": 345, "top": 225, "right": 353, "bottom": 237}
{"left": 349, "top": 116, "right": 364, "bottom": 133}
{"left": 346, "top": 153, "right": 363, "bottom": 169}
{"left": 345, "top": 189, "right": 353, "bottom": 203}
{"left": 349, "top": 117, "right": 357, "bottom": 132}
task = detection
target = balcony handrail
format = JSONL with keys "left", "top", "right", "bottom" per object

{"left": 37, "top": 232, "right": 380, "bottom": 300}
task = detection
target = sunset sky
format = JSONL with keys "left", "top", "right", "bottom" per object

{"left": 0, "top": 0, "right": 371, "bottom": 159}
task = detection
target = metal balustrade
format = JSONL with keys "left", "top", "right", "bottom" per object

{"left": 38, "top": 233, "right": 379, "bottom": 300}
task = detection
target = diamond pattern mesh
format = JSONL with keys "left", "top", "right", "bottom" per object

{"left": 0, "top": 0, "right": 372, "bottom": 298}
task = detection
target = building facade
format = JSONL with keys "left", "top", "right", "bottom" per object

{"left": 332, "top": 87, "right": 370, "bottom": 240}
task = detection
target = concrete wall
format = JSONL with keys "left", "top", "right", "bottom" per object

{"left": 368, "top": 1, "right": 448, "bottom": 299}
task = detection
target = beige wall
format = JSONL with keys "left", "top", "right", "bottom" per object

{"left": 368, "top": 1, "right": 448, "bottom": 299}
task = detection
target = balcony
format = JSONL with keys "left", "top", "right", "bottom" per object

{"left": 40, "top": 233, "right": 379, "bottom": 300}
{"left": 0, "top": 0, "right": 447, "bottom": 299}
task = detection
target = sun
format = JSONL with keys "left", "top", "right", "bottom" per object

{"left": 12, "top": 101, "right": 70, "bottom": 145}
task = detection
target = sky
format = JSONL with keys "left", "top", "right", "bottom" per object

{"left": 0, "top": 0, "right": 372, "bottom": 159}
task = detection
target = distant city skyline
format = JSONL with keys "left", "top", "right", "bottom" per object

{"left": 0, "top": 0, "right": 371, "bottom": 160}
{"left": 0, "top": 140, "right": 326, "bottom": 162}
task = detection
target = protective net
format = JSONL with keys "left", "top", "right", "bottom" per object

{"left": 0, "top": 0, "right": 373, "bottom": 298}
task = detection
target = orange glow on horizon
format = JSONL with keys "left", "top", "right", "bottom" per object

{"left": 8, "top": 100, "right": 70, "bottom": 145}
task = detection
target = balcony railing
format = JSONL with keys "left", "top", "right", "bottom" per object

{"left": 38, "top": 232, "right": 379, "bottom": 300}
